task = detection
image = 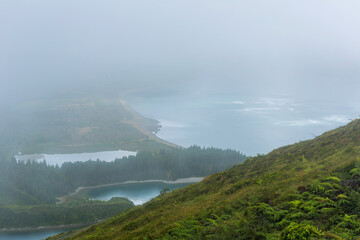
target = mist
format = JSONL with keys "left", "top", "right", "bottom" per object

{"left": 1, "top": 0, "right": 360, "bottom": 154}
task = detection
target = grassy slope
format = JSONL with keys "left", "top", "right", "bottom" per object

{"left": 50, "top": 119, "right": 360, "bottom": 239}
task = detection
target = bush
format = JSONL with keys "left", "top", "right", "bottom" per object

{"left": 281, "top": 222, "right": 324, "bottom": 240}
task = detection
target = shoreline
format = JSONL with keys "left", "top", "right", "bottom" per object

{"left": 2, "top": 177, "right": 202, "bottom": 232}
{"left": 0, "top": 221, "right": 100, "bottom": 233}
{"left": 56, "top": 177, "right": 204, "bottom": 204}
{"left": 120, "top": 99, "right": 181, "bottom": 149}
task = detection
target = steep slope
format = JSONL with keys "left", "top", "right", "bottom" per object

{"left": 50, "top": 120, "right": 360, "bottom": 240}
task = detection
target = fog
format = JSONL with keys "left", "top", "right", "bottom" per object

{"left": 1, "top": 0, "right": 360, "bottom": 154}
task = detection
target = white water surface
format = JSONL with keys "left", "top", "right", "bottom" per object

{"left": 15, "top": 150, "right": 137, "bottom": 166}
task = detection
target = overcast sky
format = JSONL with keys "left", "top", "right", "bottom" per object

{"left": 1, "top": 0, "right": 360, "bottom": 154}
{"left": 2, "top": 0, "right": 360, "bottom": 100}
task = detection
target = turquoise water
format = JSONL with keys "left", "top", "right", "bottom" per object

{"left": 0, "top": 179, "right": 199, "bottom": 239}
{"left": 0, "top": 227, "right": 78, "bottom": 240}
{"left": 88, "top": 180, "right": 198, "bottom": 205}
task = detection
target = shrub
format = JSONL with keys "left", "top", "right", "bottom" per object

{"left": 281, "top": 222, "right": 324, "bottom": 240}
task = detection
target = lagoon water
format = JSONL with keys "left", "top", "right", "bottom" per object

{"left": 15, "top": 150, "right": 136, "bottom": 166}
{"left": 88, "top": 179, "right": 201, "bottom": 205}
{"left": 0, "top": 178, "right": 201, "bottom": 240}
{"left": 0, "top": 227, "right": 78, "bottom": 240}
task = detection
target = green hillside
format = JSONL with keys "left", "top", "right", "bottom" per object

{"left": 0, "top": 198, "right": 134, "bottom": 229}
{"left": 0, "top": 97, "right": 173, "bottom": 159}
{"left": 49, "top": 120, "right": 360, "bottom": 239}
{"left": 0, "top": 146, "right": 246, "bottom": 228}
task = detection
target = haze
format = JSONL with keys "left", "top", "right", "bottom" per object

{"left": 1, "top": 0, "right": 360, "bottom": 155}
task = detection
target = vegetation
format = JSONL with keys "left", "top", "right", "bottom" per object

{"left": 48, "top": 120, "right": 360, "bottom": 239}
{"left": 60, "top": 146, "right": 246, "bottom": 189}
{"left": 0, "top": 146, "right": 245, "bottom": 228}
{"left": 0, "top": 146, "right": 245, "bottom": 205}
{"left": 0, "top": 198, "right": 134, "bottom": 229}
{"left": 0, "top": 97, "right": 171, "bottom": 160}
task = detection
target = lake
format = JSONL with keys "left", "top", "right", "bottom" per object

{"left": 0, "top": 177, "right": 202, "bottom": 240}
{"left": 86, "top": 178, "right": 203, "bottom": 205}
{"left": 0, "top": 227, "right": 80, "bottom": 240}
{"left": 15, "top": 149, "right": 136, "bottom": 166}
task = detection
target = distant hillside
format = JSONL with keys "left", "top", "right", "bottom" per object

{"left": 0, "top": 97, "right": 175, "bottom": 159}
{"left": 50, "top": 120, "right": 360, "bottom": 239}
{"left": 0, "top": 146, "right": 246, "bottom": 206}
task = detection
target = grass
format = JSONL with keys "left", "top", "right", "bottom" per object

{"left": 47, "top": 120, "right": 360, "bottom": 239}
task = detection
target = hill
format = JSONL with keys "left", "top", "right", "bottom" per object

{"left": 0, "top": 97, "right": 174, "bottom": 159}
{"left": 0, "top": 146, "right": 246, "bottom": 206}
{"left": 49, "top": 120, "right": 360, "bottom": 239}
{"left": 0, "top": 146, "right": 246, "bottom": 228}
